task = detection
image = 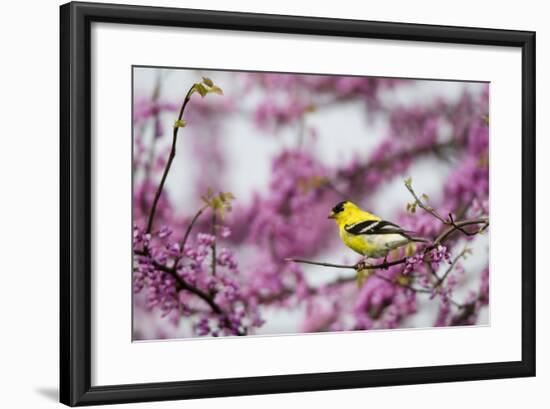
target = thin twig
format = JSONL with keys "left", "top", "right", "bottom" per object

{"left": 405, "top": 181, "right": 489, "bottom": 243}
{"left": 181, "top": 205, "right": 209, "bottom": 250}
{"left": 285, "top": 257, "right": 408, "bottom": 271}
{"left": 211, "top": 212, "right": 217, "bottom": 276}
{"left": 448, "top": 213, "right": 482, "bottom": 237}
{"left": 139, "top": 75, "right": 162, "bottom": 215}
{"left": 145, "top": 84, "right": 195, "bottom": 233}
{"left": 371, "top": 272, "right": 432, "bottom": 294}
{"left": 436, "top": 247, "right": 469, "bottom": 287}
{"left": 404, "top": 182, "right": 447, "bottom": 223}
{"left": 433, "top": 218, "right": 488, "bottom": 246}
{"left": 284, "top": 258, "right": 354, "bottom": 269}
{"left": 172, "top": 204, "right": 209, "bottom": 273}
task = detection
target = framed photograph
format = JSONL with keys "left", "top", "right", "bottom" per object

{"left": 60, "top": 1, "right": 535, "bottom": 406}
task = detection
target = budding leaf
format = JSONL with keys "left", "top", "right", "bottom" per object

{"left": 404, "top": 176, "right": 412, "bottom": 188}
{"left": 203, "top": 190, "right": 236, "bottom": 220}
{"left": 194, "top": 83, "right": 209, "bottom": 97}
{"left": 202, "top": 76, "right": 214, "bottom": 87}
{"left": 421, "top": 193, "right": 430, "bottom": 202}
{"left": 173, "top": 119, "right": 187, "bottom": 128}
{"left": 219, "top": 191, "right": 235, "bottom": 201}
{"left": 209, "top": 85, "right": 224, "bottom": 95}
{"left": 406, "top": 202, "right": 417, "bottom": 213}
{"left": 396, "top": 274, "right": 410, "bottom": 286}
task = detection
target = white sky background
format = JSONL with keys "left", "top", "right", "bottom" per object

{"left": 133, "top": 67, "right": 488, "bottom": 335}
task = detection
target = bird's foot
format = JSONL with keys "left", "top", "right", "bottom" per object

{"left": 356, "top": 257, "right": 369, "bottom": 271}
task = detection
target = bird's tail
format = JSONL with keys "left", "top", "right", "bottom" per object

{"left": 400, "top": 230, "right": 430, "bottom": 243}
{"left": 410, "top": 236, "right": 430, "bottom": 243}
{"left": 404, "top": 237, "right": 430, "bottom": 257}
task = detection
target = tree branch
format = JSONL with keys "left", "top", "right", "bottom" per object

{"left": 134, "top": 248, "right": 222, "bottom": 314}
{"left": 145, "top": 84, "right": 195, "bottom": 234}
{"left": 436, "top": 247, "right": 469, "bottom": 287}
{"left": 172, "top": 204, "right": 209, "bottom": 272}
{"left": 404, "top": 180, "right": 447, "bottom": 224}
{"left": 140, "top": 75, "right": 162, "bottom": 215}
{"left": 371, "top": 272, "right": 432, "bottom": 294}
{"left": 284, "top": 256, "right": 408, "bottom": 271}
{"left": 432, "top": 218, "right": 488, "bottom": 246}
{"left": 181, "top": 205, "right": 208, "bottom": 249}
{"left": 405, "top": 180, "right": 489, "bottom": 244}
{"left": 135, "top": 243, "right": 247, "bottom": 335}
{"left": 211, "top": 212, "right": 217, "bottom": 276}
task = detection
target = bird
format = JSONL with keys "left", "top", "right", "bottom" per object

{"left": 328, "top": 201, "right": 428, "bottom": 259}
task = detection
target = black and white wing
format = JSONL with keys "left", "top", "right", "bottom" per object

{"left": 344, "top": 220, "right": 414, "bottom": 239}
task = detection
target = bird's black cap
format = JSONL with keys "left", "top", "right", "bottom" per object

{"left": 331, "top": 201, "right": 348, "bottom": 214}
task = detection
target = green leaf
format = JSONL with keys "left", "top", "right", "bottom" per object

{"left": 421, "top": 193, "right": 430, "bottom": 202}
{"left": 209, "top": 85, "right": 224, "bottom": 95}
{"left": 219, "top": 191, "right": 235, "bottom": 202}
{"left": 202, "top": 77, "right": 214, "bottom": 87}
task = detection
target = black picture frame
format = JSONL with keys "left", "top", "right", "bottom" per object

{"left": 60, "top": 1, "right": 536, "bottom": 406}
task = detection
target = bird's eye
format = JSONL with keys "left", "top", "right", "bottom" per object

{"left": 332, "top": 201, "right": 347, "bottom": 214}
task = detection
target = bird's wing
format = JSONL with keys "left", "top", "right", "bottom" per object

{"left": 345, "top": 220, "right": 414, "bottom": 238}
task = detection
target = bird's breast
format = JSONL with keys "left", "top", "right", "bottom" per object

{"left": 339, "top": 228, "right": 409, "bottom": 257}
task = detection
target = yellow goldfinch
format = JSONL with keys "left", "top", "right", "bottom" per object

{"left": 328, "top": 201, "right": 427, "bottom": 259}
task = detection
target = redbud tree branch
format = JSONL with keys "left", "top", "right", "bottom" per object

{"left": 284, "top": 257, "right": 407, "bottom": 271}
{"left": 172, "top": 204, "right": 209, "bottom": 273}
{"left": 135, "top": 244, "right": 244, "bottom": 335}
{"left": 405, "top": 180, "right": 489, "bottom": 239}
{"left": 436, "top": 247, "right": 470, "bottom": 287}
{"left": 137, "top": 78, "right": 242, "bottom": 333}
{"left": 211, "top": 212, "right": 217, "bottom": 276}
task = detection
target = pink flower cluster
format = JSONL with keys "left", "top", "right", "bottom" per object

{"left": 133, "top": 222, "right": 263, "bottom": 337}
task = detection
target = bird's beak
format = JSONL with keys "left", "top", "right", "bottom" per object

{"left": 327, "top": 212, "right": 336, "bottom": 219}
